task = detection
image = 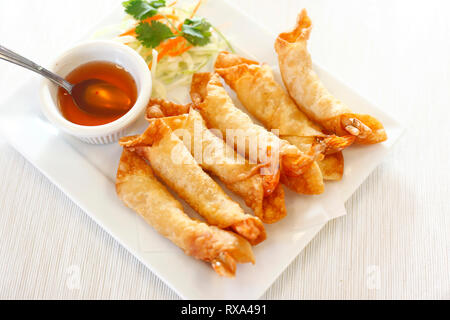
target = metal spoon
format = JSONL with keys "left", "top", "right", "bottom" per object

{"left": 0, "top": 45, "right": 132, "bottom": 116}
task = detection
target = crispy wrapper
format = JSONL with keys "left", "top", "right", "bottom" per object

{"left": 275, "top": 9, "right": 387, "bottom": 145}
{"left": 116, "top": 149, "right": 254, "bottom": 277}
{"left": 119, "top": 119, "right": 266, "bottom": 245}
{"left": 317, "top": 152, "right": 344, "bottom": 181}
{"left": 215, "top": 51, "right": 355, "bottom": 180}
{"left": 190, "top": 72, "right": 325, "bottom": 194}
{"left": 146, "top": 100, "right": 287, "bottom": 223}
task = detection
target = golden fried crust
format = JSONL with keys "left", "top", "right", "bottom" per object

{"left": 281, "top": 161, "right": 325, "bottom": 195}
{"left": 215, "top": 51, "right": 259, "bottom": 69}
{"left": 278, "top": 9, "right": 312, "bottom": 43}
{"left": 318, "top": 152, "right": 345, "bottom": 181}
{"left": 157, "top": 108, "right": 285, "bottom": 225}
{"left": 215, "top": 51, "right": 352, "bottom": 181}
{"left": 216, "top": 58, "right": 323, "bottom": 137}
{"left": 260, "top": 183, "right": 287, "bottom": 224}
{"left": 190, "top": 72, "right": 216, "bottom": 106}
{"left": 190, "top": 72, "right": 324, "bottom": 194}
{"left": 119, "top": 120, "right": 167, "bottom": 148}
{"left": 147, "top": 98, "right": 191, "bottom": 119}
{"left": 116, "top": 149, "right": 255, "bottom": 277}
{"left": 120, "top": 119, "right": 266, "bottom": 245}
{"left": 145, "top": 98, "right": 287, "bottom": 224}
{"left": 275, "top": 9, "right": 387, "bottom": 145}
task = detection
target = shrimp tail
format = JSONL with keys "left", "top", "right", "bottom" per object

{"left": 277, "top": 9, "right": 312, "bottom": 43}
{"left": 319, "top": 135, "right": 356, "bottom": 155}
{"left": 339, "top": 114, "right": 387, "bottom": 145}
{"left": 262, "top": 170, "right": 281, "bottom": 197}
{"left": 212, "top": 252, "right": 237, "bottom": 277}
{"left": 281, "top": 143, "right": 322, "bottom": 177}
{"left": 232, "top": 217, "right": 266, "bottom": 246}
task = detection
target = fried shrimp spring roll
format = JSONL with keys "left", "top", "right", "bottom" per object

{"left": 275, "top": 9, "right": 387, "bottom": 145}
{"left": 116, "top": 149, "right": 254, "bottom": 277}
{"left": 146, "top": 99, "right": 287, "bottom": 224}
{"left": 215, "top": 51, "right": 355, "bottom": 181}
{"left": 119, "top": 119, "right": 266, "bottom": 245}
{"left": 190, "top": 72, "right": 325, "bottom": 195}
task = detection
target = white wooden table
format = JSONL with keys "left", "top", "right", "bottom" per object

{"left": 0, "top": 0, "right": 448, "bottom": 299}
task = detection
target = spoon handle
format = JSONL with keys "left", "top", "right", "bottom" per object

{"left": 0, "top": 45, "right": 73, "bottom": 93}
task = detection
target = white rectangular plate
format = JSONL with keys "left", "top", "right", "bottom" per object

{"left": 0, "top": 0, "right": 404, "bottom": 299}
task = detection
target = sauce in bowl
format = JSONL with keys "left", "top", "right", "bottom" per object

{"left": 58, "top": 61, "right": 137, "bottom": 126}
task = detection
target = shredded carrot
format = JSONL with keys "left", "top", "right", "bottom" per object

{"left": 158, "top": 36, "right": 185, "bottom": 51}
{"left": 120, "top": 28, "right": 137, "bottom": 37}
{"left": 142, "top": 14, "right": 179, "bottom": 23}
{"left": 157, "top": 37, "right": 191, "bottom": 61}
{"left": 157, "top": 38, "right": 181, "bottom": 61}
{"left": 166, "top": 14, "right": 179, "bottom": 20}
{"left": 190, "top": 0, "right": 203, "bottom": 18}
{"left": 143, "top": 14, "right": 162, "bottom": 22}
{"left": 119, "top": 0, "right": 199, "bottom": 61}
{"left": 168, "top": 44, "right": 192, "bottom": 57}
{"left": 148, "top": 61, "right": 153, "bottom": 70}
{"left": 120, "top": 14, "right": 180, "bottom": 37}
{"left": 168, "top": 0, "right": 178, "bottom": 7}
{"left": 157, "top": 50, "right": 170, "bottom": 62}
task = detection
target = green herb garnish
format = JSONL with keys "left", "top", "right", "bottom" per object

{"left": 122, "top": 0, "right": 166, "bottom": 20}
{"left": 181, "top": 18, "right": 212, "bottom": 46}
{"left": 135, "top": 20, "right": 175, "bottom": 48}
{"left": 123, "top": 0, "right": 214, "bottom": 49}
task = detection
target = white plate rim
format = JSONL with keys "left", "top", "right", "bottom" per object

{"left": 0, "top": 0, "right": 405, "bottom": 300}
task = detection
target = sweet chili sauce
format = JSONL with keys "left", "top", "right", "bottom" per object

{"left": 57, "top": 61, "right": 137, "bottom": 126}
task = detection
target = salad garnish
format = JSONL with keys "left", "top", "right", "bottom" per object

{"left": 92, "top": 0, "right": 235, "bottom": 98}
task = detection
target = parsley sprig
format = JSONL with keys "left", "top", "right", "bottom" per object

{"left": 181, "top": 18, "right": 212, "bottom": 46}
{"left": 122, "top": 0, "right": 213, "bottom": 48}
{"left": 135, "top": 20, "right": 175, "bottom": 48}
{"left": 123, "top": 0, "right": 166, "bottom": 20}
